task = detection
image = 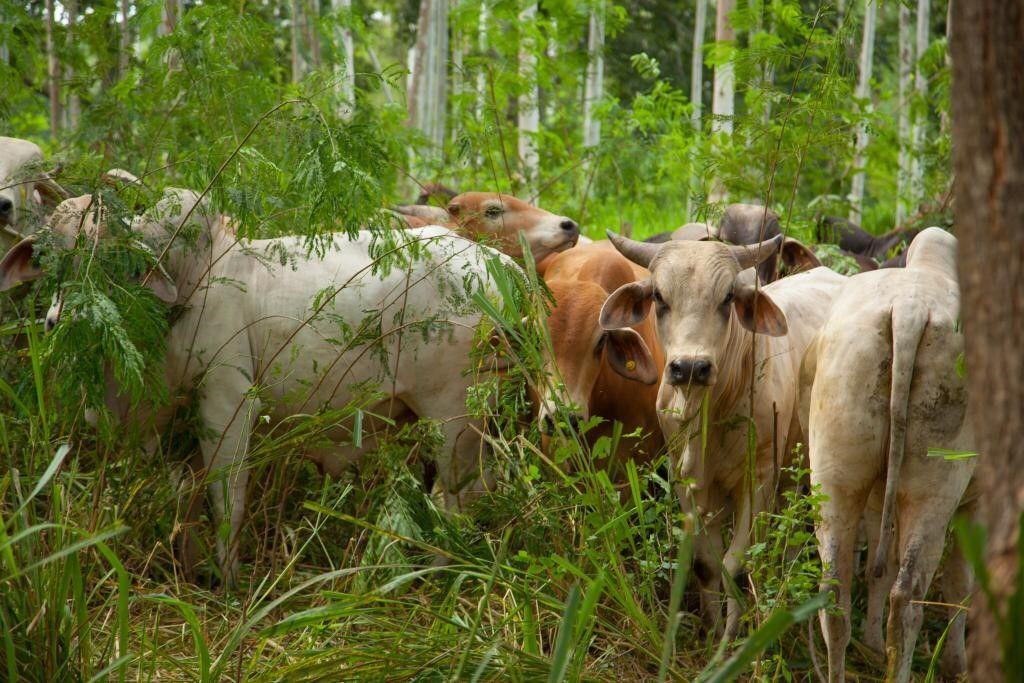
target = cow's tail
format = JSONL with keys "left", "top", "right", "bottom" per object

{"left": 872, "top": 300, "right": 928, "bottom": 578}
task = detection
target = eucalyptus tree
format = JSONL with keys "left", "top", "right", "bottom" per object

{"left": 849, "top": 0, "right": 876, "bottom": 222}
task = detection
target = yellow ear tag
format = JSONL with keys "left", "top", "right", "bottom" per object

{"left": 626, "top": 359, "right": 636, "bottom": 371}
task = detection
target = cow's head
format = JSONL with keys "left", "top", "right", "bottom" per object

{"left": 0, "top": 195, "right": 179, "bottom": 331}
{"left": 0, "top": 137, "right": 69, "bottom": 237}
{"left": 599, "top": 231, "right": 787, "bottom": 420}
{"left": 447, "top": 192, "right": 580, "bottom": 261}
{"left": 536, "top": 279, "right": 658, "bottom": 434}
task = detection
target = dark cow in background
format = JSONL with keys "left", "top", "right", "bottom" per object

{"left": 817, "top": 216, "right": 920, "bottom": 269}
{"left": 643, "top": 204, "right": 820, "bottom": 282}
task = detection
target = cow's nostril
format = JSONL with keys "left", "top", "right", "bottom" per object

{"left": 693, "top": 360, "right": 712, "bottom": 384}
{"left": 0, "top": 196, "right": 13, "bottom": 214}
{"left": 542, "top": 415, "right": 555, "bottom": 436}
{"left": 568, "top": 413, "right": 581, "bottom": 430}
{"left": 560, "top": 219, "right": 579, "bottom": 233}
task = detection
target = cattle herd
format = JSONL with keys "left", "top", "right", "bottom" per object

{"left": 0, "top": 136, "right": 974, "bottom": 681}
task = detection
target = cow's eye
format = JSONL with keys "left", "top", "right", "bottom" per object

{"left": 653, "top": 289, "right": 667, "bottom": 315}
{"left": 722, "top": 291, "right": 734, "bottom": 307}
{"left": 484, "top": 206, "right": 502, "bottom": 218}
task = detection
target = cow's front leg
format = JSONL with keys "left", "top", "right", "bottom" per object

{"left": 198, "top": 370, "right": 260, "bottom": 589}
{"left": 435, "top": 416, "right": 492, "bottom": 513}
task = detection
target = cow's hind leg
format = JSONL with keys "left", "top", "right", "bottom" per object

{"left": 863, "top": 490, "right": 896, "bottom": 657}
{"left": 198, "top": 371, "right": 260, "bottom": 589}
{"left": 884, "top": 507, "right": 954, "bottom": 683}
{"left": 815, "top": 480, "right": 871, "bottom": 683}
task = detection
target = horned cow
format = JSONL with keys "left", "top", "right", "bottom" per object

{"left": 600, "top": 231, "right": 845, "bottom": 636}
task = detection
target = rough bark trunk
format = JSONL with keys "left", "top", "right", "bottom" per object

{"left": 518, "top": 3, "right": 539, "bottom": 196}
{"left": 950, "top": 1, "right": 1024, "bottom": 681}
{"left": 687, "top": 0, "right": 707, "bottom": 220}
{"left": 910, "top": 0, "right": 930, "bottom": 208}
{"left": 45, "top": 0, "right": 61, "bottom": 140}
{"left": 897, "top": 2, "right": 913, "bottom": 224}
{"left": 582, "top": 3, "right": 605, "bottom": 150}
{"left": 848, "top": 0, "right": 876, "bottom": 223}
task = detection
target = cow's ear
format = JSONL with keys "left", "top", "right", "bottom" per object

{"left": 780, "top": 238, "right": 821, "bottom": 272}
{"left": 733, "top": 283, "right": 788, "bottom": 336}
{"left": 143, "top": 265, "right": 179, "bottom": 304}
{"left": 604, "top": 327, "right": 658, "bottom": 385}
{"left": 446, "top": 201, "right": 461, "bottom": 217}
{"left": 600, "top": 279, "right": 653, "bottom": 330}
{"left": 0, "top": 236, "right": 43, "bottom": 291}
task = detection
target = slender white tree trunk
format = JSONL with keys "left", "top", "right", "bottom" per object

{"left": 410, "top": 0, "right": 448, "bottom": 161}
{"left": 848, "top": 0, "right": 876, "bottom": 222}
{"left": 119, "top": 0, "right": 132, "bottom": 78}
{"left": 307, "top": 0, "right": 321, "bottom": 70}
{"left": 711, "top": 0, "right": 735, "bottom": 137}
{"left": 333, "top": 0, "right": 354, "bottom": 117}
{"left": 582, "top": 2, "right": 605, "bottom": 150}
{"left": 0, "top": 5, "right": 7, "bottom": 66}
{"left": 910, "top": 0, "right": 930, "bottom": 208}
{"left": 688, "top": 0, "right": 707, "bottom": 219}
{"left": 45, "top": 0, "right": 60, "bottom": 140}
{"left": 476, "top": 2, "right": 489, "bottom": 115}
{"left": 518, "top": 3, "right": 539, "bottom": 196}
{"left": 451, "top": 0, "right": 462, "bottom": 143}
{"left": 897, "top": 2, "right": 913, "bottom": 224}
{"left": 291, "top": 0, "right": 306, "bottom": 82}
{"left": 66, "top": 0, "right": 80, "bottom": 130}
{"left": 160, "top": 0, "right": 183, "bottom": 70}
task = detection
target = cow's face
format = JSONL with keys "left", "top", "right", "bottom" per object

{"left": 448, "top": 192, "right": 580, "bottom": 261}
{"left": 536, "top": 280, "right": 657, "bottom": 434}
{"left": 0, "top": 195, "right": 178, "bottom": 330}
{"left": 600, "top": 233, "right": 787, "bottom": 420}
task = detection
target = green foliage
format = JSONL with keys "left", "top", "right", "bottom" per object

{"left": 0, "top": 0, "right": 965, "bottom": 680}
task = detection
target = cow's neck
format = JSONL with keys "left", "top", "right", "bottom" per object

{"left": 710, "top": 312, "right": 755, "bottom": 418}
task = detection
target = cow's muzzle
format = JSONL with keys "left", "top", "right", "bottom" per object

{"left": 0, "top": 196, "right": 13, "bottom": 226}
{"left": 666, "top": 358, "right": 714, "bottom": 386}
{"left": 541, "top": 412, "right": 582, "bottom": 435}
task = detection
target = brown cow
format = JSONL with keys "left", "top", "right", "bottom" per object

{"left": 394, "top": 192, "right": 580, "bottom": 261}
{"left": 536, "top": 242, "right": 664, "bottom": 475}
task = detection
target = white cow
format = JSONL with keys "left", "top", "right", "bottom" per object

{"left": 599, "top": 231, "right": 846, "bottom": 637}
{"left": 1, "top": 189, "right": 517, "bottom": 586}
{"left": 0, "top": 136, "right": 67, "bottom": 246}
{"left": 798, "top": 227, "right": 974, "bottom": 683}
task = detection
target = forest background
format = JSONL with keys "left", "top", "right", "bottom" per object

{"left": 0, "top": 0, "right": 970, "bottom": 681}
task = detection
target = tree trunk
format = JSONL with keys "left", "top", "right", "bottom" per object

{"left": 476, "top": 0, "right": 488, "bottom": 122}
{"left": 950, "top": 2, "right": 1024, "bottom": 681}
{"left": 308, "top": 0, "right": 322, "bottom": 69}
{"left": 409, "top": 0, "right": 448, "bottom": 161}
{"left": 45, "top": 0, "right": 61, "bottom": 140}
{"left": 582, "top": 2, "right": 605, "bottom": 150}
{"left": 119, "top": 0, "right": 132, "bottom": 78}
{"left": 897, "top": 2, "right": 913, "bottom": 224}
{"left": 66, "top": 0, "right": 80, "bottom": 130}
{"left": 333, "top": 0, "right": 354, "bottom": 117}
{"left": 451, "top": 0, "right": 462, "bottom": 142}
{"left": 848, "top": 0, "right": 876, "bottom": 223}
{"left": 518, "top": 3, "right": 539, "bottom": 196}
{"left": 711, "top": 0, "right": 735, "bottom": 137}
{"left": 291, "top": 0, "right": 306, "bottom": 82}
{"left": 160, "top": 0, "right": 182, "bottom": 71}
{"left": 709, "top": 0, "right": 736, "bottom": 203}
{"left": 687, "top": 0, "right": 707, "bottom": 220}
{"left": 910, "top": 0, "right": 930, "bottom": 209}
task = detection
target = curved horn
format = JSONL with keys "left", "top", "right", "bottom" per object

{"left": 606, "top": 229, "right": 662, "bottom": 268}
{"left": 729, "top": 234, "right": 783, "bottom": 271}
